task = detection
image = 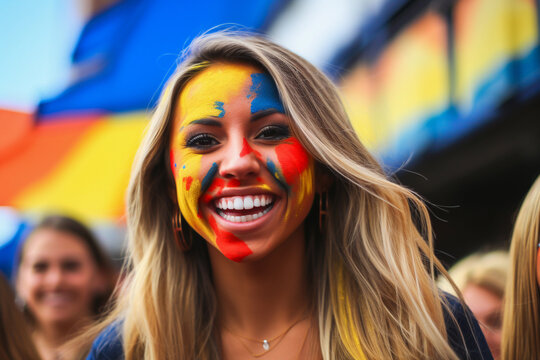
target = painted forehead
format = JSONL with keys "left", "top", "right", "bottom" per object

{"left": 175, "top": 62, "right": 285, "bottom": 125}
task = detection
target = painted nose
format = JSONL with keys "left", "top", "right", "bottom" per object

{"left": 219, "top": 138, "right": 261, "bottom": 179}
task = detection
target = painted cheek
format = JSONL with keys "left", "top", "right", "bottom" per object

{"left": 275, "top": 137, "right": 310, "bottom": 184}
{"left": 208, "top": 216, "right": 252, "bottom": 262}
{"left": 174, "top": 151, "right": 215, "bottom": 244}
{"left": 274, "top": 138, "right": 315, "bottom": 217}
{"left": 183, "top": 176, "right": 193, "bottom": 191}
{"left": 169, "top": 149, "right": 177, "bottom": 175}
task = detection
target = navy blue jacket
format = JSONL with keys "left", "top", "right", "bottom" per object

{"left": 86, "top": 295, "right": 493, "bottom": 360}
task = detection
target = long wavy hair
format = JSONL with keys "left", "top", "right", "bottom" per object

{"left": 78, "top": 31, "right": 467, "bottom": 360}
{"left": 501, "top": 175, "right": 540, "bottom": 360}
{"left": 0, "top": 273, "right": 41, "bottom": 360}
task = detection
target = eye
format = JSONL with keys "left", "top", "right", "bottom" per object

{"left": 33, "top": 262, "right": 48, "bottom": 273}
{"left": 62, "top": 260, "right": 82, "bottom": 272}
{"left": 185, "top": 134, "right": 220, "bottom": 149}
{"left": 255, "top": 125, "right": 290, "bottom": 141}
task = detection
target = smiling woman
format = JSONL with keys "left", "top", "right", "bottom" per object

{"left": 170, "top": 62, "right": 314, "bottom": 263}
{"left": 79, "top": 31, "right": 492, "bottom": 360}
{"left": 15, "top": 215, "right": 114, "bottom": 360}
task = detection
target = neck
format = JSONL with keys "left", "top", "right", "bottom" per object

{"left": 33, "top": 317, "right": 91, "bottom": 360}
{"left": 209, "top": 226, "right": 311, "bottom": 338}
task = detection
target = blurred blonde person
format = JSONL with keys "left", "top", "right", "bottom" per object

{"left": 501, "top": 175, "right": 540, "bottom": 360}
{"left": 439, "top": 250, "right": 509, "bottom": 359}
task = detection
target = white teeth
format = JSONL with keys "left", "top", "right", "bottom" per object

{"left": 233, "top": 198, "right": 244, "bottom": 210}
{"left": 215, "top": 195, "right": 274, "bottom": 210}
{"left": 244, "top": 196, "right": 253, "bottom": 209}
{"left": 217, "top": 206, "right": 273, "bottom": 223}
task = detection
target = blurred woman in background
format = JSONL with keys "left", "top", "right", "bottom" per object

{"left": 16, "top": 215, "right": 115, "bottom": 360}
{"left": 501, "top": 175, "right": 540, "bottom": 360}
{"left": 439, "top": 250, "right": 509, "bottom": 359}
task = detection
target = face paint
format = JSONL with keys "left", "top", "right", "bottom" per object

{"left": 240, "top": 138, "right": 262, "bottom": 158}
{"left": 170, "top": 62, "right": 315, "bottom": 262}
{"left": 201, "top": 162, "right": 219, "bottom": 194}
{"left": 171, "top": 64, "right": 253, "bottom": 252}
{"left": 208, "top": 215, "right": 252, "bottom": 262}
{"left": 274, "top": 138, "right": 314, "bottom": 219}
{"left": 249, "top": 73, "right": 286, "bottom": 114}
{"left": 183, "top": 176, "right": 193, "bottom": 191}
{"left": 214, "top": 101, "right": 225, "bottom": 117}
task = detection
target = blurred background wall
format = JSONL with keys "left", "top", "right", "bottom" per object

{"left": 1, "top": 0, "right": 539, "bottom": 276}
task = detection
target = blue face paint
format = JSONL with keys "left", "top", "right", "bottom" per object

{"left": 214, "top": 101, "right": 225, "bottom": 117}
{"left": 249, "top": 73, "right": 285, "bottom": 114}
{"left": 266, "top": 158, "right": 289, "bottom": 192}
{"left": 201, "top": 162, "right": 219, "bottom": 194}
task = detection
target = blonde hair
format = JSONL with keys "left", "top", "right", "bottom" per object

{"left": 502, "top": 175, "right": 540, "bottom": 360}
{"left": 79, "top": 31, "right": 469, "bottom": 360}
{"left": 439, "top": 250, "right": 509, "bottom": 299}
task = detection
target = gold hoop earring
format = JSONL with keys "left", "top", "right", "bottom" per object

{"left": 319, "top": 191, "right": 328, "bottom": 233}
{"left": 173, "top": 211, "right": 192, "bottom": 251}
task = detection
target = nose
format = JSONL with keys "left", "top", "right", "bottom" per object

{"left": 44, "top": 266, "right": 63, "bottom": 288}
{"left": 219, "top": 137, "right": 261, "bottom": 179}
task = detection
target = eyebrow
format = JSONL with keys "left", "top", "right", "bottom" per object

{"left": 189, "top": 119, "right": 222, "bottom": 127}
{"left": 186, "top": 109, "right": 283, "bottom": 127}
{"left": 250, "top": 109, "right": 281, "bottom": 122}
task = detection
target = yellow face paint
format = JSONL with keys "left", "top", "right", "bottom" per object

{"left": 169, "top": 62, "right": 315, "bottom": 262}
{"left": 170, "top": 63, "right": 255, "bottom": 254}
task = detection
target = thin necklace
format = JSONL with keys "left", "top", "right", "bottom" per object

{"left": 223, "top": 315, "right": 308, "bottom": 358}
{"left": 294, "top": 321, "right": 310, "bottom": 360}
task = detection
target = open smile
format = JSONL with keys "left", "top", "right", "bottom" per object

{"left": 214, "top": 194, "right": 276, "bottom": 223}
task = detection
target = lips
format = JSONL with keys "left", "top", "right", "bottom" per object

{"left": 215, "top": 194, "right": 275, "bottom": 223}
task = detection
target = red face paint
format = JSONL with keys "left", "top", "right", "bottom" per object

{"left": 204, "top": 178, "right": 241, "bottom": 202}
{"left": 240, "top": 137, "right": 262, "bottom": 159}
{"left": 208, "top": 216, "right": 252, "bottom": 262}
{"left": 169, "top": 149, "right": 176, "bottom": 176}
{"left": 183, "top": 176, "right": 193, "bottom": 191}
{"left": 275, "top": 138, "right": 310, "bottom": 185}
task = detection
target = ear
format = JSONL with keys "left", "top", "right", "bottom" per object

{"left": 536, "top": 245, "right": 540, "bottom": 288}
{"left": 315, "top": 163, "right": 334, "bottom": 193}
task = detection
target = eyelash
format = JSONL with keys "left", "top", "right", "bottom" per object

{"left": 184, "top": 125, "right": 290, "bottom": 150}
{"left": 185, "top": 134, "right": 219, "bottom": 149}
{"left": 255, "top": 125, "right": 290, "bottom": 141}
